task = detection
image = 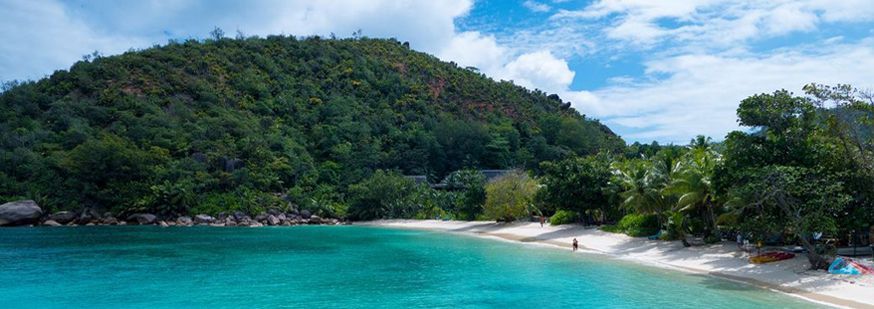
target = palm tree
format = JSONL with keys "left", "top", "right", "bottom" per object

{"left": 664, "top": 147, "right": 719, "bottom": 237}
{"left": 611, "top": 159, "right": 674, "bottom": 220}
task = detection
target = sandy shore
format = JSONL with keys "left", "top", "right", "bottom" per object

{"left": 362, "top": 220, "right": 874, "bottom": 309}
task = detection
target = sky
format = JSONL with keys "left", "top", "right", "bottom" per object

{"left": 2, "top": 0, "right": 874, "bottom": 144}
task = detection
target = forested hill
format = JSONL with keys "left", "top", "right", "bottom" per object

{"left": 0, "top": 36, "right": 623, "bottom": 215}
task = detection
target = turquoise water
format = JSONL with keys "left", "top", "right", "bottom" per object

{"left": 0, "top": 226, "right": 821, "bottom": 308}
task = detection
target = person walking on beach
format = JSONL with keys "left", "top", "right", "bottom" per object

{"left": 572, "top": 238, "right": 579, "bottom": 251}
{"left": 539, "top": 216, "right": 545, "bottom": 228}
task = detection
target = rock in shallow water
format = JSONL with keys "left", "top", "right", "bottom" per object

{"left": 176, "top": 216, "right": 193, "bottom": 226}
{"left": 101, "top": 216, "right": 118, "bottom": 225}
{"left": 194, "top": 214, "right": 214, "bottom": 225}
{"left": 126, "top": 213, "right": 157, "bottom": 225}
{"left": 267, "top": 215, "right": 280, "bottom": 226}
{"left": 49, "top": 211, "right": 77, "bottom": 224}
{"left": 309, "top": 215, "right": 321, "bottom": 224}
{"left": 0, "top": 200, "right": 43, "bottom": 226}
{"left": 43, "top": 220, "right": 62, "bottom": 227}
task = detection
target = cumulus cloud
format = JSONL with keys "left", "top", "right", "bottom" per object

{"left": 1, "top": 0, "right": 474, "bottom": 81}
{"left": 0, "top": 0, "right": 146, "bottom": 81}
{"left": 578, "top": 39, "right": 874, "bottom": 142}
{"left": 553, "top": 0, "right": 874, "bottom": 49}
{"left": 502, "top": 51, "right": 575, "bottom": 92}
{"left": 437, "top": 31, "right": 508, "bottom": 75}
{"left": 523, "top": 1, "right": 552, "bottom": 13}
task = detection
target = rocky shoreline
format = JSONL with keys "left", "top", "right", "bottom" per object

{"left": 0, "top": 200, "right": 345, "bottom": 228}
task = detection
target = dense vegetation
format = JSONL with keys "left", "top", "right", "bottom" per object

{"left": 0, "top": 34, "right": 623, "bottom": 217}
{"left": 340, "top": 84, "right": 874, "bottom": 270}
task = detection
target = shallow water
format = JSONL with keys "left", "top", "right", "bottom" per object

{"left": 0, "top": 226, "right": 821, "bottom": 308}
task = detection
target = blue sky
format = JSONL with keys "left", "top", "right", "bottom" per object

{"left": 2, "top": 0, "right": 874, "bottom": 144}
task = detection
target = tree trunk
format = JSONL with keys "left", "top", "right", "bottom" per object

{"left": 798, "top": 234, "right": 829, "bottom": 269}
{"left": 772, "top": 192, "right": 831, "bottom": 270}
{"left": 705, "top": 197, "right": 717, "bottom": 234}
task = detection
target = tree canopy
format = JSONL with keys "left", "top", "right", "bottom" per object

{"left": 0, "top": 35, "right": 624, "bottom": 215}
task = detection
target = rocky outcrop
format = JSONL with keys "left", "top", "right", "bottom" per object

{"left": 176, "top": 216, "right": 193, "bottom": 226}
{"left": 0, "top": 200, "right": 43, "bottom": 226}
{"left": 267, "top": 215, "right": 280, "bottom": 226}
{"left": 77, "top": 208, "right": 102, "bottom": 225}
{"left": 43, "top": 219, "right": 62, "bottom": 227}
{"left": 49, "top": 211, "right": 77, "bottom": 224}
{"left": 308, "top": 215, "right": 322, "bottom": 224}
{"left": 126, "top": 213, "right": 157, "bottom": 225}
{"left": 233, "top": 211, "right": 246, "bottom": 221}
{"left": 194, "top": 214, "right": 215, "bottom": 225}
{"left": 101, "top": 216, "right": 119, "bottom": 225}
{"left": 10, "top": 204, "right": 344, "bottom": 228}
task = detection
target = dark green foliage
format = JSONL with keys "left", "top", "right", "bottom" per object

{"left": 717, "top": 88, "right": 871, "bottom": 268}
{"left": 442, "top": 169, "right": 487, "bottom": 220}
{"left": 347, "top": 170, "right": 419, "bottom": 220}
{"left": 0, "top": 36, "right": 623, "bottom": 215}
{"left": 613, "top": 214, "right": 660, "bottom": 237}
{"left": 536, "top": 154, "right": 613, "bottom": 218}
{"left": 549, "top": 209, "right": 579, "bottom": 225}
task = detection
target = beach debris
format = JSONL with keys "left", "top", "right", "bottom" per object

{"left": 828, "top": 257, "right": 874, "bottom": 275}
{"left": 750, "top": 251, "right": 795, "bottom": 264}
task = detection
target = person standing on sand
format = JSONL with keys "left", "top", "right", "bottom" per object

{"left": 540, "top": 216, "right": 545, "bottom": 228}
{"left": 572, "top": 238, "right": 579, "bottom": 251}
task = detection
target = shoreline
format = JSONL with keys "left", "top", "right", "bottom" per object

{"left": 361, "top": 219, "right": 874, "bottom": 309}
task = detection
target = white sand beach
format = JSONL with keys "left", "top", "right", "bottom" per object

{"left": 363, "top": 220, "right": 874, "bottom": 308}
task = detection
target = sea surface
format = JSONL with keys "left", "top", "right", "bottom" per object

{"left": 0, "top": 226, "right": 822, "bottom": 308}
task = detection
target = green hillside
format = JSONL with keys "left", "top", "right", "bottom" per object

{"left": 0, "top": 36, "right": 623, "bottom": 216}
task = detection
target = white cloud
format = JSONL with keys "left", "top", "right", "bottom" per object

{"left": 553, "top": 0, "right": 874, "bottom": 49}
{"left": 437, "top": 31, "right": 508, "bottom": 75}
{"left": 0, "top": 1, "right": 146, "bottom": 81}
{"left": 576, "top": 39, "right": 874, "bottom": 143}
{"left": 523, "top": 1, "right": 552, "bottom": 13}
{"left": 1, "top": 0, "right": 475, "bottom": 81}
{"left": 501, "top": 51, "right": 574, "bottom": 92}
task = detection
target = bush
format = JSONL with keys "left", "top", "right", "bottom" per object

{"left": 443, "top": 169, "right": 486, "bottom": 220}
{"left": 601, "top": 224, "right": 622, "bottom": 233}
{"left": 615, "top": 214, "right": 660, "bottom": 237}
{"left": 550, "top": 210, "right": 579, "bottom": 225}
{"left": 347, "top": 170, "right": 419, "bottom": 220}
{"left": 483, "top": 170, "right": 539, "bottom": 222}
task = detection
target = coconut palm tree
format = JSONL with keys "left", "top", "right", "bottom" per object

{"left": 664, "top": 147, "right": 719, "bottom": 237}
{"left": 611, "top": 159, "right": 674, "bottom": 219}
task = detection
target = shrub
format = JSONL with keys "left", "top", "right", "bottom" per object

{"left": 616, "top": 213, "right": 660, "bottom": 237}
{"left": 601, "top": 224, "right": 622, "bottom": 233}
{"left": 443, "top": 169, "right": 486, "bottom": 220}
{"left": 550, "top": 210, "right": 579, "bottom": 225}
{"left": 483, "top": 170, "right": 539, "bottom": 222}
{"left": 347, "top": 170, "right": 419, "bottom": 220}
